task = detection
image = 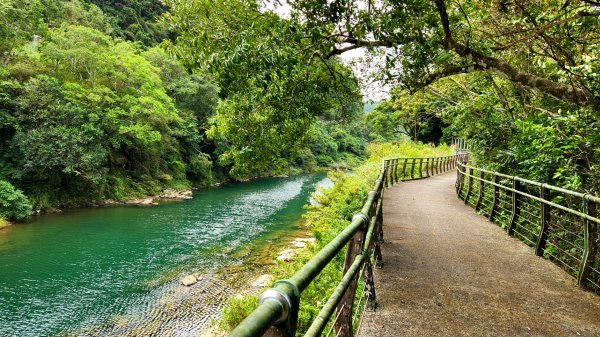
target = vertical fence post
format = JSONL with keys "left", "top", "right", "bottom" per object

{"left": 389, "top": 159, "right": 395, "bottom": 186}
{"left": 419, "top": 158, "right": 424, "bottom": 178}
{"left": 429, "top": 158, "right": 434, "bottom": 176}
{"left": 363, "top": 194, "right": 379, "bottom": 309}
{"left": 393, "top": 159, "right": 399, "bottom": 184}
{"left": 464, "top": 167, "right": 473, "bottom": 203}
{"left": 475, "top": 170, "right": 485, "bottom": 211}
{"left": 489, "top": 174, "right": 500, "bottom": 221}
{"left": 456, "top": 163, "right": 464, "bottom": 194}
{"left": 507, "top": 178, "right": 521, "bottom": 236}
{"left": 386, "top": 160, "right": 392, "bottom": 188}
{"left": 535, "top": 184, "right": 551, "bottom": 256}
{"left": 335, "top": 212, "right": 368, "bottom": 337}
{"left": 435, "top": 157, "right": 440, "bottom": 175}
{"left": 401, "top": 158, "right": 408, "bottom": 181}
{"left": 410, "top": 158, "right": 416, "bottom": 180}
{"left": 578, "top": 196, "right": 597, "bottom": 286}
{"left": 425, "top": 158, "right": 430, "bottom": 177}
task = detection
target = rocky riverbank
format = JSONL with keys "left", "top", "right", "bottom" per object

{"left": 105, "top": 188, "right": 193, "bottom": 206}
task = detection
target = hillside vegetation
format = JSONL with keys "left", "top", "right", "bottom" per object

{"left": 0, "top": 0, "right": 368, "bottom": 218}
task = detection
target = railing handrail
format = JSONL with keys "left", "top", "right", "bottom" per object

{"left": 459, "top": 162, "right": 600, "bottom": 203}
{"left": 229, "top": 152, "right": 468, "bottom": 337}
{"left": 456, "top": 161, "right": 599, "bottom": 291}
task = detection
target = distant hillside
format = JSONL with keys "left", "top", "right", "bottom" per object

{"left": 363, "top": 101, "right": 381, "bottom": 113}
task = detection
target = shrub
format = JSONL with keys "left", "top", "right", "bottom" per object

{"left": 0, "top": 180, "right": 33, "bottom": 221}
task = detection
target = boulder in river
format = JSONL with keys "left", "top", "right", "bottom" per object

{"left": 291, "top": 241, "right": 307, "bottom": 248}
{"left": 159, "top": 188, "right": 193, "bottom": 200}
{"left": 180, "top": 274, "right": 198, "bottom": 286}
{"left": 126, "top": 196, "right": 158, "bottom": 206}
{"left": 251, "top": 274, "right": 274, "bottom": 288}
{"left": 276, "top": 249, "right": 296, "bottom": 262}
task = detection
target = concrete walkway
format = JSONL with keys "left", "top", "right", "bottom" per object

{"left": 359, "top": 173, "right": 600, "bottom": 337}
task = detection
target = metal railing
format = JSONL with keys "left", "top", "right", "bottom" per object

{"left": 229, "top": 153, "right": 467, "bottom": 337}
{"left": 456, "top": 162, "right": 600, "bottom": 291}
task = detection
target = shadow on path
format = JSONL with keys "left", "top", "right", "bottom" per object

{"left": 359, "top": 173, "right": 600, "bottom": 337}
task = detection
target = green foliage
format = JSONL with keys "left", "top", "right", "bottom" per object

{"left": 0, "top": 23, "right": 221, "bottom": 207}
{"left": 84, "top": 0, "right": 166, "bottom": 45}
{"left": 0, "top": 180, "right": 33, "bottom": 221}
{"left": 0, "top": 1, "right": 367, "bottom": 209}
{"left": 381, "top": 69, "right": 600, "bottom": 194}
{"left": 219, "top": 295, "right": 259, "bottom": 332}
{"left": 219, "top": 141, "right": 453, "bottom": 333}
{"left": 163, "top": 0, "right": 364, "bottom": 178}
{"left": 290, "top": 0, "right": 600, "bottom": 108}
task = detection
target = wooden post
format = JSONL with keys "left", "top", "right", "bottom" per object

{"left": 475, "top": 170, "right": 485, "bottom": 211}
{"left": 535, "top": 184, "right": 551, "bottom": 256}
{"left": 335, "top": 217, "right": 367, "bottom": 337}
{"left": 374, "top": 208, "right": 384, "bottom": 266}
{"left": 410, "top": 158, "right": 416, "bottom": 180}
{"left": 401, "top": 158, "right": 408, "bottom": 181}
{"left": 489, "top": 174, "right": 500, "bottom": 221}
{"left": 362, "top": 260, "right": 377, "bottom": 309}
{"left": 577, "top": 196, "right": 597, "bottom": 286}
{"left": 425, "top": 158, "right": 430, "bottom": 177}
{"left": 507, "top": 178, "right": 521, "bottom": 236}
{"left": 464, "top": 167, "right": 473, "bottom": 203}
{"left": 419, "top": 158, "right": 424, "bottom": 178}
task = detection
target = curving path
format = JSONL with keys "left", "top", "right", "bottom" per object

{"left": 359, "top": 173, "right": 600, "bottom": 337}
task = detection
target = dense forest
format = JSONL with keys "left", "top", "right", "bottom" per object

{"left": 0, "top": 0, "right": 368, "bottom": 221}
{"left": 1, "top": 0, "right": 599, "bottom": 222}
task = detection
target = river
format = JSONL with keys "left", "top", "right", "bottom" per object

{"left": 0, "top": 173, "right": 329, "bottom": 337}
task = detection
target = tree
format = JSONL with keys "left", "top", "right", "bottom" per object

{"left": 290, "top": 0, "right": 600, "bottom": 108}
{"left": 162, "top": 0, "right": 363, "bottom": 178}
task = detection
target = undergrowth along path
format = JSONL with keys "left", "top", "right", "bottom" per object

{"left": 359, "top": 173, "right": 600, "bottom": 337}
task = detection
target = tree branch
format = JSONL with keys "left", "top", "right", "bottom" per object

{"left": 412, "top": 64, "right": 480, "bottom": 91}
{"left": 493, "top": 10, "right": 600, "bottom": 51}
{"left": 431, "top": 0, "right": 597, "bottom": 107}
{"left": 327, "top": 38, "right": 394, "bottom": 57}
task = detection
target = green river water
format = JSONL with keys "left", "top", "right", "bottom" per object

{"left": 0, "top": 173, "right": 329, "bottom": 337}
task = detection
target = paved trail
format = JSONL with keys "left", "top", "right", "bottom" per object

{"left": 359, "top": 173, "right": 600, "bottom": 337}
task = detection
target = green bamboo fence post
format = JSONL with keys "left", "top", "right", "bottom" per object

{"left": 535, "top": 184, "right": 551, "bottom": 256}
{"left": 577, "top": 195, "right": 597, "bottom": 286}
{"left": 489, "top": 174, "right": 500, "bottom": 221}
{"left": 507, "top": 178, "right": 521, "bottom": 236}
{"left": 475, "top": 170, "right": 485, "bottom": 211}
{"left": 464, "top": 167, "right": 473, "bottom": 204}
